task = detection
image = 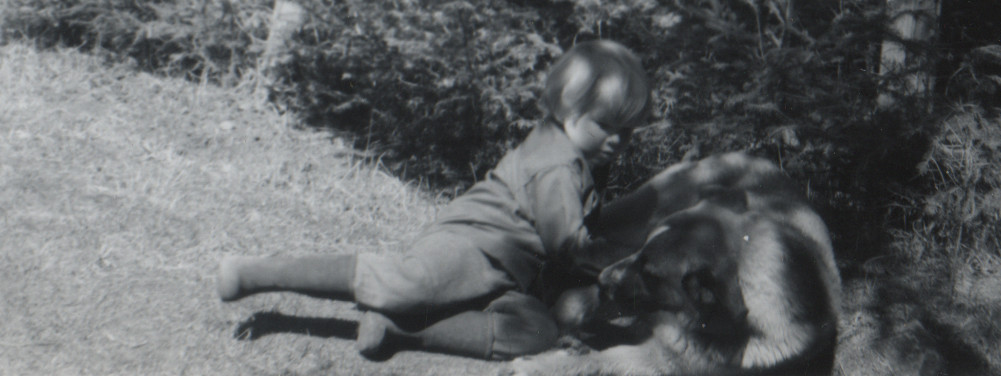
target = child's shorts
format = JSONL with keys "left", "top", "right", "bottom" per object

{"left": 353, "top": 228, "right": 558, "bottom": 359}
{"left": 353, "top": 228, "right": 520, "bottom": 313}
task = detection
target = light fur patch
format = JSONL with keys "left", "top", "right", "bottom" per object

{"left": 739, "top": 221, "right": 813, "bottom": 368}
{"left": 764, "top": 204, "right": 842, "bottom": 310}
{"left": 643, "top": 225, "right": 671, "bottom": 245}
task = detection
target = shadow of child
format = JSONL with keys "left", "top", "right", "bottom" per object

{"left": 234, "top": 311, "right": 359, "bottom": 341}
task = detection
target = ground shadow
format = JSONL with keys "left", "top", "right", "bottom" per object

{"left": 868, "top": 275, "right": 996, "bottom": 375}
{"left": 921, "top": 315, "right": 994, "bottom": 375}
{"left": 234, "top": 311, "right": 358, "bottom": 341}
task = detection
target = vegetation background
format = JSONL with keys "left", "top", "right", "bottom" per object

{"left": 2, "top": 0, "right": 999, "bottom": 374}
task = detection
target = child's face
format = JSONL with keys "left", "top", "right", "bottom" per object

{"left": 563, "top": 112, "right": 634, "bottom": 167}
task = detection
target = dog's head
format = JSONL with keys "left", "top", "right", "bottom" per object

{"left": 598, "top": 186, "right": 750, "bottom": 336}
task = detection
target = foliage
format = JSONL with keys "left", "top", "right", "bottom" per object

{"left": 266, "top": 0, "right": 565, "bottom": 188}
{"left": 572, "top": 0, "right": 998, "bottom": 263}
{"left": 888, "top": 1, "right": 1001, "bottom": 264}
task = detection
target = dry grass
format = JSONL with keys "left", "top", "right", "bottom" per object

{"left": 0, "top": 43, "right": 500, "bottom": 375}
{"left": 4, "top": 42, "right": 1000, "bottom": 376}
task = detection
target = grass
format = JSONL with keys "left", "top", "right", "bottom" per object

{"left": 0, "top": 42, "right": 499, "bottom": 375}
{"left": 2, "top": 42, "right": 1000, "bottom": 375}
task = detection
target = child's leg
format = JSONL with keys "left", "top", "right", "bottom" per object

{"left": 218, "top": 230, "right": 517, "bottom": 310}
{"left": 355, "top": 310, "right": 492, "bottom": 359}
{"left": 485, "top": 290, "right": 560, "bottom": 359}
{"left": 217, "top": 254, "right": 356, "bottom": 301}
{"left": 356, "top": 290, "right": 559, "bottom": 360}
{"left": 351, "top": 232, "right": 517, "bottom": 314}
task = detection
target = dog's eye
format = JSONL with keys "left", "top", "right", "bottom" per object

{"left": 638, "top": 274, "right": 683, "bottom": 310}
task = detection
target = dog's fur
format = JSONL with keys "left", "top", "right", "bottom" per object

{"left": 511, "top": 152, "right": 841, "bottom": 375}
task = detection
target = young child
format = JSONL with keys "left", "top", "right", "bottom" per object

{"left": 217, "top": 40, "right": 651, "bottom": 360}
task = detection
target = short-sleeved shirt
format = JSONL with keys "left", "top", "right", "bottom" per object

{"left": 425, "top": 122, "right": 601, "bottom": 290}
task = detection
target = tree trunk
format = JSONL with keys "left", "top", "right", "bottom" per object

{"left": 261, "top": 1, "right": 306, "bottom": 84}
{"left": 877, "top": 0, "right": 940, "bottom": 109}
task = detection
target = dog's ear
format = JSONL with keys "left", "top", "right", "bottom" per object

{"left": 599, "top": 251, "right": 685, "bottom": 311}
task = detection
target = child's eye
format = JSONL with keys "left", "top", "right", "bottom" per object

{"left": 595, "top": 121, "right": 616, "bottom": 133}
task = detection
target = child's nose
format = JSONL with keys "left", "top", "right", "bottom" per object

{"left": 606, "top": 133, "right": 625, "bottom": 149}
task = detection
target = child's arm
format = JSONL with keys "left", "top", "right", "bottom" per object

{"left": 587, "top": 184, "right": 659, "bottom": 249}
{"left": 528, "top": 165, "right": 635, "bottom": 275}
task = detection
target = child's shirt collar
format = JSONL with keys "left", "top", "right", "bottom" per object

{"left": 519, "top": 120, "right": 593, "bottom": 174}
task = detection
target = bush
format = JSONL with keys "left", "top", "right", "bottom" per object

{"left": 264, "top": 0, "right": 571, "bottom": 189}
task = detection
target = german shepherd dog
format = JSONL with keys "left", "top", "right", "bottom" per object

{"left": 511, "top": 153, "right": 841, "bottom": 375}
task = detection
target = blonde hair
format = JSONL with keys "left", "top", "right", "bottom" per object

{"left": 540, "top": 40, "right": 651, "bottom": 127}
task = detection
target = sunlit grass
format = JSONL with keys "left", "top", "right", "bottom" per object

{"left": 0, "top": 43, "right": 500, "bottom": 375}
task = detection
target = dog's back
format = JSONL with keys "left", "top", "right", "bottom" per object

{"left": 511, "top": 153, "right": 841, "bottom": 376}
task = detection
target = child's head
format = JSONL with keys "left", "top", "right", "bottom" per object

{"left": 541, "top": 40, "right": 651, "bottom": 128}
{"left": 540, "top": 40, "right": 651, "bottom": 166}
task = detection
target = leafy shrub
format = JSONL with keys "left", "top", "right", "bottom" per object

{"left": 266, "top": 0, "right": 565, "bottom": 189}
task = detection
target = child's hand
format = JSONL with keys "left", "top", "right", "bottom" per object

{"left": 552, "top": 285, "right": 601, "bottom": 335}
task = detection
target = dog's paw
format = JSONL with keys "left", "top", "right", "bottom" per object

{"left": 497, "top": 361, "right": 526, "bottom": 376}
{"left": 554, "top": 335, "right": 591, "bottom": 354}
{"left": 498, "top": 356, "right": 530, "bottom": 376}
{"left": 503, "top": 351, "right": 576, "bottom": 376}
{"left": 502, "top": 356, "right": 540, "bottom": 376}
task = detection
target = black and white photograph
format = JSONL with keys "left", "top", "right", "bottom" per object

{"left": 2, "top": 0, "right": 999, "bottom": 374}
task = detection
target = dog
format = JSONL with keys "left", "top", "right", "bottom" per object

{"left": 511, "top": 152, "right": 841, "bottom": 375}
